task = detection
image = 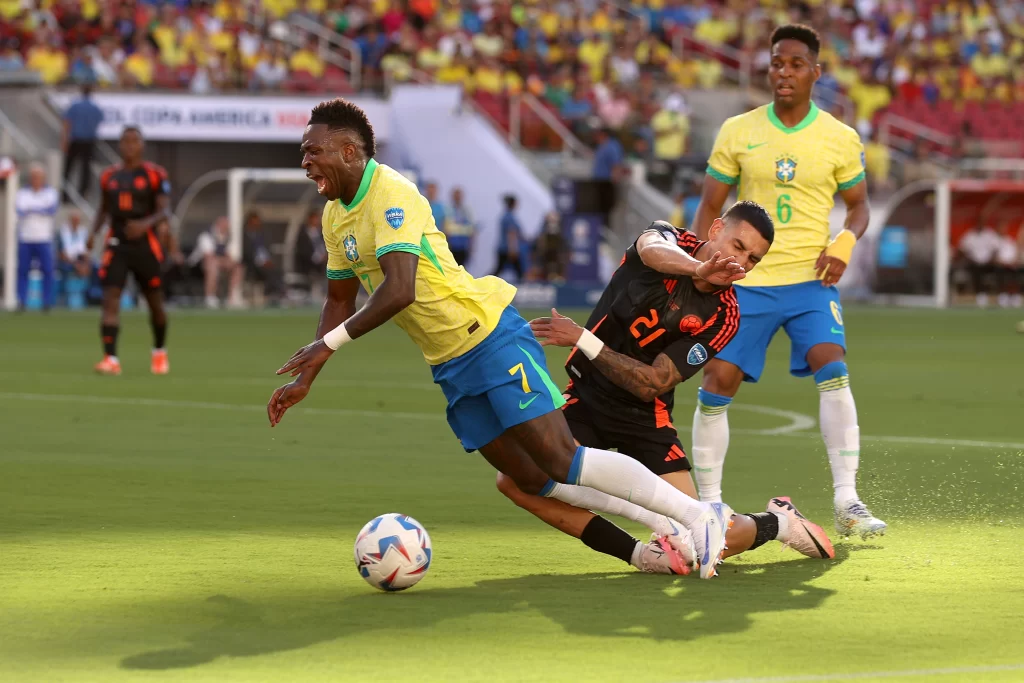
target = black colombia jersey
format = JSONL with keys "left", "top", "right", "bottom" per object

{"left": 565, "top": 221, "right": 740, "bottom": 429}
{"left": 99, "top": 162, "right": 170, "bottom": 243}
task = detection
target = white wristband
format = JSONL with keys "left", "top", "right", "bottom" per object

{"left": 322, "top": 322, "right": 352, "bottom": 351}
{"left": 577, "top": 328, "right": 605, "bottom": 360}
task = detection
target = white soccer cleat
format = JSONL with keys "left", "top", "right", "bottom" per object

{"left": 656, "top": 518, "right": 697, "bottom": 572}
{"left": 767, "top": 496, "right": 835, "bottom": 559}
{"left": 835, "top": 500, "right": 887, "bottom": 539}
{"left": 689, "top": 502, "right": 734, "bottom": 579}
{"left": 635, "top": 537, "right": 690, "bottom": 575}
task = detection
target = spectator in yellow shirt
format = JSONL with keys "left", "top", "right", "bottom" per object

{"left": 650, "top": 94, "right": 689, "bottom": 163}
{"left": 27, "top": 34, "right": 69, "bottom": 85}
{"left": 864, "top": 135, "right": 892, "bottom": 192}
{"left": 435, "top": 56, "right": 471, "bottom": 87}
{"left": 290, "top": 36, "right": 324, "bottom": 78}
{"left": 848, "top": 65, "right": 892, "bottom": 136}
{"left": 123, "top": 40, "right": 156, "bottom": 88}
{"left": 577, "top": 32, "right": 609, "bottom": 82}
{"left": 472, "top": 59, "right": 504, "bottom": 95}
{"left": 694, "top": 6, "right": 738, "bottom": 45}
{"left": 971, "top": 42, "right": 1009, "bottom": 80}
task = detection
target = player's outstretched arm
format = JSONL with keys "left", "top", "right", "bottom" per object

{"left": 816, "top": 180, "right": 869, "bottom": 287}
{"left": 637, "top": 231, "right": 745, "bottom": 285}
{"left": 530, "top": 309, "right": 683, "bottom": 402}
{"left": 689, "top": 175, "right": 732, "bottom": 240}
{"left": 267, "top": 276, "right": 359, "bottom": 427}
{"left": 275, "top": 251, "right": 418, "bottom": 379}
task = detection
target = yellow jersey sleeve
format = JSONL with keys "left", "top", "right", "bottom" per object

{"left": 370, "top": 179, "right": 429, "bottom": 261}
{"left": 706, "top": 116, "right": 741, "bottom": 186}
{"left": 836, "top": 127, "right": 867, "bottom": 191}
{"left": 323, "top": 203, "right": 356, "bottom": 279}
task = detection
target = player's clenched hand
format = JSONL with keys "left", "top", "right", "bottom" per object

{"left": 815, "top": 249, "right": 847, "bottom": 287}
{"left": 267, "top": 380, "right": 310, "bottom": 427}
{"left": 277, "top": 339, "right": 334, "bottom": 378}
{"left": 695, "top": 251, "right": 746, "bottom": 286}
{"left": 530, "top": 308, "right": 583, "bottom": 347}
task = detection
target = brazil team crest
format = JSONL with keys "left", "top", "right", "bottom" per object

{"left": 775, "top": 156, "right": 798, "bottom": 183}
{"left": 385, "top": 207, "right": 405, "bottom": 230}
{"left": 343, "top": 234, "right": 359, "bottom": 262}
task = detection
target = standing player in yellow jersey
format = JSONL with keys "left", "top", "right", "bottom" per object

{"left": 266, "top": 98, "right": 746, "bottom": 579}
{"left": 690, "top": 25, "right": 886, "bottom": 538}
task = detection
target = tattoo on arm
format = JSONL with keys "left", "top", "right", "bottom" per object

{"left": 592, "top": 349, "right": 683, "bottom": 402}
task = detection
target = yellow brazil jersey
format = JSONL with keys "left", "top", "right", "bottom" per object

{"left": 322, "top": 160, "right": 516, "bottom": 365}
{"left": 706, "top": 102, "right": 865, "bottom": 287}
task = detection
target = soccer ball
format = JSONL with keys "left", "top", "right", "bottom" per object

{"left": 353, "top": 513, "right": 432, "bottom": 592}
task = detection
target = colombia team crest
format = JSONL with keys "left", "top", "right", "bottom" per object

{"left": 343, "top": 235, "right": 359, "bottom": 262}
{"left": 775, "top": 156, "right": 798, "bottom": 183}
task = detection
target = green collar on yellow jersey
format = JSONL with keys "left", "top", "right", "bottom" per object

{"left": 767, "top": 102, "right": 819, "bottom": 134}
{"left": 339, "top": 158, "right": 379, "bottom": 211}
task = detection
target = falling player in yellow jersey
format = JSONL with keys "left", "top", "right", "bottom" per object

{"left": 690, "top": 25, "right": 886, "bottom": 538}
{"left": 267, "top": 98, "right": 750, "bottom": 579}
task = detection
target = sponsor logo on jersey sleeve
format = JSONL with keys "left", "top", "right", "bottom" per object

{"left": 687, "top": 343, "right": 708, "bottom": 366}
{"left": 385, "top": 207, "right": 405, "bottom": 229}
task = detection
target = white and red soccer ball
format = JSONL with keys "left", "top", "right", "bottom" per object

{"left": 353, "top": 513, "right": 432, "bottom": 591}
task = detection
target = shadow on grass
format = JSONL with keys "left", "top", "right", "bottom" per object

{"left": 122, "top": 546, "right": 858, "bottom": 671}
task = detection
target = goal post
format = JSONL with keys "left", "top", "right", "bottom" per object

{"left": 872, "top": 178, "right": 1024, "bottom": 308}
{"left": 2, "top": 170, "right": 20, "bottom": 312}
{"left": 225, "top": 167, "right": 312, "bottom": 263}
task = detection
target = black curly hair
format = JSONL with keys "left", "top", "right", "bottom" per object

{"left": 770, "top": 24, "right": 821, "bottom": 58}
{"left": 308, "top": 98, "right": 377, "bottom": 158}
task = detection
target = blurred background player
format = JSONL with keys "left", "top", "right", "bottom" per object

{"left": 690, "top": 25, "right": 886, "bottom": 538}
{"left": 267, "top": 98, "right": 742, "bottom": 579}
{"left": 88, "top": 126, "right": 180, "bottom": 376}
{"left": 503, "top": 211, "right": 833, "bottom": 574}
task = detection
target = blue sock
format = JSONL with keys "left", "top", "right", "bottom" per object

{"left": 697, "top": 387, "right": 732, "bottom": 416}
{"left": 814, "top": 361, "right": 850, "bottom": 391}
{"left": 567, "top": 445, "right": 585, "bottom": 485}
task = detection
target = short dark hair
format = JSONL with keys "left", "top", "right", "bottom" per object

{"left": 770, "top": 24, "right": 821, "bottom": 58}
{"left": 723, "top": 200, "right": 774, "bottom": 244}
{"left": 504, "top": 194, "right": 517, "bottom": 210}
{"left": 121, "top": 125, "right": 142, "bottom": 138}
{"left": 308, "top": 98, "right": 377, "bottom": 158}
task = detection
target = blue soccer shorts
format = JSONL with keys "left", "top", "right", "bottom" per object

{"left": 431, "top": 306, "right": 566, "bottom": 452}
{"left": 714, "top": 281, "right": 847, "bottom": 383}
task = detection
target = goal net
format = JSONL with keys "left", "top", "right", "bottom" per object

{"left": 872, "top": 179, "right": 1024, "bottom": 307}
{"left": 2, "top": 169, "right": 19, "bottom": 311}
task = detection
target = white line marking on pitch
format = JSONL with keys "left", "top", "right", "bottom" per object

{"left": 1, "top": 392, "right": 1021, "bottom": 450}
{"left": 677, "top": 663, "right": 1024, "bottom": 683}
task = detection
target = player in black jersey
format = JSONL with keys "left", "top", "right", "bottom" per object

{"left": 87, "top": 126, "right": 180, "bottom": 376}
{"left": 498, "top": 202, "right": 836, "bottom": 574}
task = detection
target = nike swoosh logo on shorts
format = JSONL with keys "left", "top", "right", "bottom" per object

{"left": 831, "top": 327, "right": 843, "bottom": 335}
{"left": 519, "top": 395, "right": 540, "bottom": 410}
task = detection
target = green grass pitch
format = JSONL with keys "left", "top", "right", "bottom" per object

{"left": 1, "top": 307, "right": 1023, "bottom": 683}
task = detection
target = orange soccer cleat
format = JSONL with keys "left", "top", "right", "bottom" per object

{"left": 94, "top": 356, "right": 122, "bottom": 375}
{"left": 151, "top": 349, "right": 169, "bottom": 375}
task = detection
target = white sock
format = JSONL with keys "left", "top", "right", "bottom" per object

{"left": 816, "top": 362, "right": 860, "bottom": 507}
{"left": 691, "top": 388, "right": 732, "bottom": 502}
{"left": 569, "top": 446, "right": 709, "bottom": 527}
{"left": 771, "top": 510, "right": 790, "bottom": 542}
{"left": 543, "top": 481, "right": 675, "bottom": 537}
{"left": 629, "top": 542, "right": 645, "bottom": 569}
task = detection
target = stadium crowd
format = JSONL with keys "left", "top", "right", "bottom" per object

{"left": 3, "top": 0, "right": 1023, "bottom": 160}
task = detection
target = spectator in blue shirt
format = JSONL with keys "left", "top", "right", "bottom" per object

{"left": 592, "top": 128, "right": 625, "bottom": 181}
{"left": 561, "top": 84, "right": 594, "bottom": 139}
{"left": 493, "top": 194, "right": 524, "bottom": 281}
{"left": 424, "top": 181, "right": 447, "bottom": 231}
{"left": 444, "top": 186, "right": 476, "bottom": 267}
{"left": 62, "top": 85, "right": 104, "bottom": 202}
{"left": 0, "top": 39, "right": 25, "bottom": 71}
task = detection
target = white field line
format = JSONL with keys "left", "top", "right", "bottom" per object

{"left": 1, "top": 391, "right": 1023, "bottom": 450}
{"left": 678, "top": 662, "right": 1024, "bottom": 683}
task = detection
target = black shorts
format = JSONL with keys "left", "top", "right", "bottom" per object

{"left": 99, "top": 236, "right": 164, "bottom": 291}
{"left": 562, "top": 387, "right": 691, "bottom": 475}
